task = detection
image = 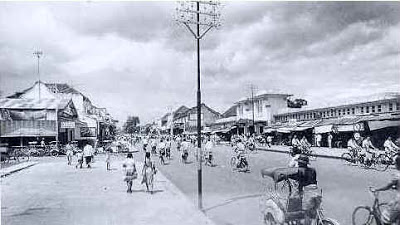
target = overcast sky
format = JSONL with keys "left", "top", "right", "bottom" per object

{"left": 0, "top": 2, "right": 399, "bottom": 124}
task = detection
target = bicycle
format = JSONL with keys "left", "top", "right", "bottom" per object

{"left": 230, "top": 152, "right": 250, "bottom": 172}
{"left": 342, "top": 149, "right": 391, "bottom": 172}
{"left": 261, "top": 168, "right": 339, "bottom": 225}
{"left": 352, "top": 187, "right": 397, "bottom": 225}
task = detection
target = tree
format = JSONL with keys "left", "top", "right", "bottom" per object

{"left": 287, "top": 98, "right": 308, "bottom": 108}
{"left": 123, "top": 116, "right": 140, "bottom": 134}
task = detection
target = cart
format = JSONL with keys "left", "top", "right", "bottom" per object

{"left": 259, "top": 167, "right": 339, "bottom": 225}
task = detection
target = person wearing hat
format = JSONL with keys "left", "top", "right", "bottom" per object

{"left": 296, "top": 155, "right": 320, "bottom": 225}
{"left": 384, "top": 137, "right": 399, "bottom": 157}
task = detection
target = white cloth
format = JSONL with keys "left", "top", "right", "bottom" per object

{"left": 83, "top": 145, "right": 93, "bottom": 157}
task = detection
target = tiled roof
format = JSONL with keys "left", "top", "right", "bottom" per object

{"left": 0, "top": 98, "right": 71, "bottom": 110}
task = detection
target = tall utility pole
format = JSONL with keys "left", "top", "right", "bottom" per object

{"left": 176, "top": 1, "right": 221, "bottom": 210}
{"left": 33, "top": 50, "right": 43, "bottom": 100}
{"left": 250, "top": 84, "right": 255, "bottom": 135}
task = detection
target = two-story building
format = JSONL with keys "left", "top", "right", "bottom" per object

{"left": 272, "top": 92, "right": 400, "bottom": 147}
{"left": 6, "top": 81, "right": 117, "bottom": 143}
{"left": 234, "top": 91, "right": 292, "bottom": 134}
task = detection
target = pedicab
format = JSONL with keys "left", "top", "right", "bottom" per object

{"left": 259, "top": 167, "right": 339, "bottom": 225}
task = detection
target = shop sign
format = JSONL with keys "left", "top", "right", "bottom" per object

{"left": 353, "top": 123, "right": 364, "bottom": 132}
{"left": 61, "top": 121, "right": 75, "bottom": 129}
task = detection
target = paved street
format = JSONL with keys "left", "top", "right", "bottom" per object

{"left": 1, "top": 155, "right": 215, "bottom": 225}
{"left": 1, "top": 145, "right": 396, "bottom": 225}
{"left": 148, "top": 144, "right": 395, "bottom": 225}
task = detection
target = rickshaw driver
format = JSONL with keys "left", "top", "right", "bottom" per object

{"left": 295, "top": 155, "right": 321, "bottom": 225}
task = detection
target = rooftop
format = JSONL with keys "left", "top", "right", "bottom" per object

{"left": 0, "top": 98, "right": 72, "bottom": 110}
{"left": 277, "top": 92, "right": 400, "bottom": 115}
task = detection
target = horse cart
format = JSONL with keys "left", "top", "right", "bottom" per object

{"left": 259, "top": 167, "right": 339, "bottom": 225}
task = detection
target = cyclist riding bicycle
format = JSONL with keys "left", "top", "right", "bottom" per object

{"left": 384, "top": 137, "right": 400, "bottom": 156}
{"left": 371, "top": 155, "right": 400, "bottom": 224}
{"left": 347, "top": 132, "right": 363, "bottom": 159}
{"left": 362, "top": 136, "right": 382, "bottom": 164}
{"left": 291, "top": 135, "right": 301, "bottom": 152}
{"left": 300, "top": 136, "right": 311, "bottom": 152}
{"left": 234, "top": 139, "right": 248, "bottom": 169}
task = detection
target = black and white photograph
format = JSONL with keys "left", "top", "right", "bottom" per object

{"left": 1, "top": 1, "right": 399, "bottom": 225}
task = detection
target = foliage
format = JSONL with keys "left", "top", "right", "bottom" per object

{"left": 287, "top": 98, "right": 308, "bottom": 108}
{"left": 123, "top": 116, "right": 140, "bottom": 134}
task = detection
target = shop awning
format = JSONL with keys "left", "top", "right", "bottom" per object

{"left": 263, "top": 128, "right": 276, "bottom": 133}
{"left": 368, "top": 120, "right": 400, "bottom": 131}
{"left": 314, "top": 125, "right": 333, "bottom": 134}
{"left": 277, "top": 127, "right": 292, "bottom": 133}
{"left": 1, "top": 127, "right": 57, "bottom": 137}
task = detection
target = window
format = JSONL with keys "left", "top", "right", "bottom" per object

{"left": 366, "top": 107, "right": 369, "bottom": 113}
{"left": 352, "top": 108, "right": 355, "bottom": 114}
{"left": 377, "top": 105, "right": 382, "bottom": 112}
{"left": 361, "top": 107, "right": 364, "bottom": 114}
{"left": 389, "top": 103, "right": 393, "bottom": 111}
{"left": 372, "top": 106, "right": 375, "bottom": 113}
{"left": 396, "top": 103, "right": 399, "bottom": 110}
{"left": 347, "top": 108, "right": 350, "bottom": 115}
{"left": 338, "top": 110, "right": 341, "bottom": 116}
{"left": 330, "top": 109, "right": 334, "bottom": 117}
{"left": 257, "top": 101, "right": 263, "bottom": 114}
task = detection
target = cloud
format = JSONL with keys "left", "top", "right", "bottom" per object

{"left": 0, "top": 2, "right": 399, "bottom": 124}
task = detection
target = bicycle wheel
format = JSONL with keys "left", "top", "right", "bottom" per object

{"left": 263, "top": 213, "right": 278, "bottom": 225}
{"left": 341, "top": 153, "right": 354, "bottom": 165}
{"left": 274, "top": 179, "right": 292, "bottom": 198}
{"left": 374, "top": 155, "right": 390, "bottom": 172}
{"left": 318, "top": 218, "right": 339, "bottom": 225}
{"left": 352, "top": 206, "right": 374, "bottom": 225}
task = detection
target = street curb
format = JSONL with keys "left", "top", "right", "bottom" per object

{"left": 256, "top": 147, "right": 344, "bottom": 160}
{"left": 155, "top": 168, "right": 217, "bottom": 225}
{"left": 0, "top": 162, "right": 37, "bottom": 178}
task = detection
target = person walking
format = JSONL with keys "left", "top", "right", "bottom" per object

{"left": 141, "top": 152, "right": 156, "bottom": 194}
{"left": 105, "top": 149, "right": 111, "bottom": 170}
{"left": 204, "top": 137, "right": 214, "bottom": 166}
{"left": 122, "top": 153, "right": 137, "bottom": 193}
{"left": 83, "top": 143, "right": 94, "bottom": 168}
{"left": 266, "top": 136, "right": 273, "bottom": 148}
{"left": 65, "top": 142, "right": 73, "bottom": 165}
{"left": 75, "top": 150, "right": 83, "bottom": 169}
{"left": 316, "top": 134, "right": 322, "bottom": 147}
{"left": 327, "top": 133, "right": 333, "bottom": 148}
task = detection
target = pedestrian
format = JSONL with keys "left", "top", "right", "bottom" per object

{"left": 75, "top": 150, "right": 83, "bottom": 169}
{"left": 40, "top": 138, "right": 46, "bottom": 149}
{"left": 266, "top": 136, "right": 273, "bottom": 148}
{"left": 328, "top": 133, "right": 333, "bottom": 148}
{"left": 83, "top": 142, "right": 94, "bottom": 168}
{"left": 122, "top": 153, "right": 137, "bottom": 193}
{"left": 105, "top": 149, "right": 111, "bottom": 170}
{"left": 141, "top": 152, "right": 156, "bottom": 194}
{"left": 65, "top": 142, "right": 73, "bottom": 165}
{"left": 316, "top": 134, "right": 322, "bottom": 147}
{"left": 204, "top": 137, "right": 214, "bottom": 166}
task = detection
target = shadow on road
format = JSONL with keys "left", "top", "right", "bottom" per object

{"left": 203, "top": 193, "right": 262, "bottom": 212}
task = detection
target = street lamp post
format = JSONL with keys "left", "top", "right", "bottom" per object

{"left": 33, "top": 50, "right": 43, "bottom": 100}
{"left": 175, "top": 1, "right": 221, "bottom": 210}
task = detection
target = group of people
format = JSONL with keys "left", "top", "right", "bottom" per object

{"left": 347, "top": 133, "right": 399, "bottom": 163}
{"left": 64, "top": 142, "right": 95, "bottom": 169}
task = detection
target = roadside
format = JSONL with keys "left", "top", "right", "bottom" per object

{"left": 1, "top": 155, "right": 215, "bottom": 225}
{"left": 256, "top": 145, "right": 347, "bottom": 159}
{"left": 0, "top": 161, "right": 38, "bottom": 178}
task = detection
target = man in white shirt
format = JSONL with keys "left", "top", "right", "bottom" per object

{"left": 384, "top": 137, "right": 399, "bottom": 156}
{"left": 83, "top": 143, "right": 94, "bottom": 168}
{"left": 204, "top": 137, "right": 214, "bottom": 166}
